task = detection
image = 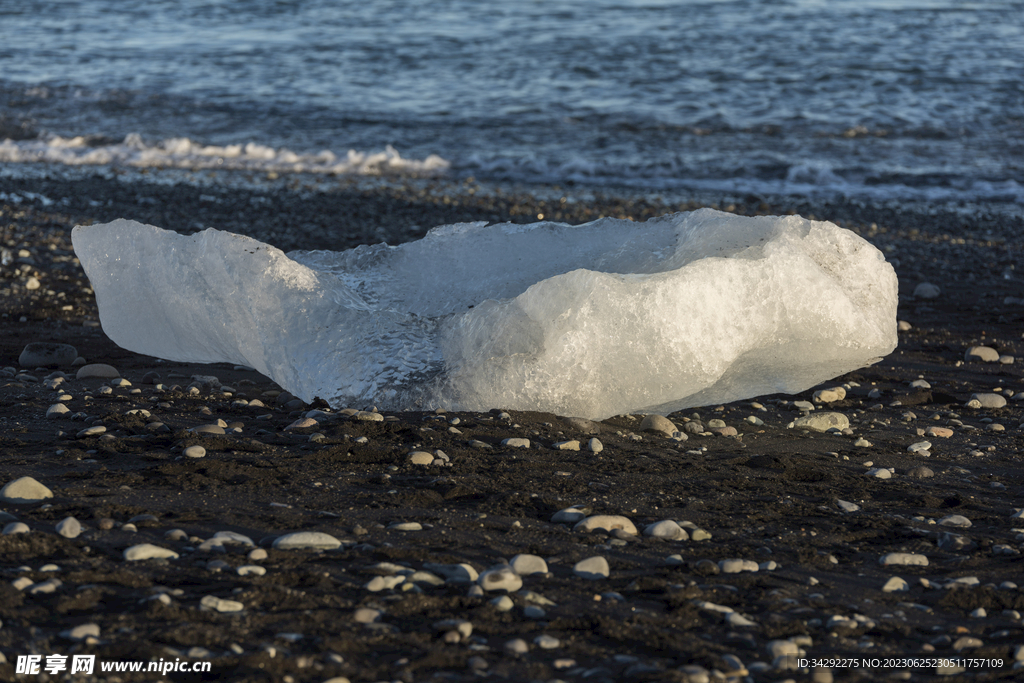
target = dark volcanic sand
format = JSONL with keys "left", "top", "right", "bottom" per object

{"left": 1, "top": 172, "right": 1023, "bottom": 683}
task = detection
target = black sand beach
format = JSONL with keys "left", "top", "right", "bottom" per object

{"left": 1, "top": 170, "right": 1023, "bottom": 683}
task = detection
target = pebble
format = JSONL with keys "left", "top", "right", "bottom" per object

{"left": 354, "top": 410, "right": 383, "bottom": 421}
{"left": 970, "top": 392, "right": 1007, "bottom": 409}
{"left": 183, "top": 445, "right": 207, "bottom": 458}
{"left": 284, "top": 417, "right": 317, "bottom": 430}
{"left": 236, "top": 565, "right": 266, "bottom": 576}
{"left": 534, "top": 634, "right": 560, "bottom": 649}
{"left": 353, "top": 607, "right": 381, "bottom": 624}
{"left": 3, "top": 522, "right": 30, "bottom": 535}
{"left": 200, "top": 595, "right": 244, "bottom": 613}
{"left": 501, "top": 437, "right": 531, "bottom": 448}
{"left": 55, "top": 517, "right": 82, "bottom": 539}
{"left": 76, "top": 425, "right": 106, "bottom": 438}
{"left": 388, "top": 521, "right": 422, "bottom": 531}
{"left": 505, "top": 638, "right": 529, "bottom": 654}
{"left": 76, "top": 363, "right": 120, "bottom": 379}
{"left": 272, "top": 532, "right": 342, "bottom": 550}
{"left": 0, "top": 476, "right": 53, "bottom": 504}
{"left": 914, "top": 282, "right": 940, "bottom": 298}
{"left": 552, "top": 439, "right": 580, "bottom": 450}
{"left": 510, "top": 554, "right": 548, "bottom": 575}
{"left": 574, "top": 515, "right": 637, "bottom": 535}
{"left": 61, "top": 623, "right": 100, "bottom": 641}
{"left": 573, "top": 556, "right": 610, "bottom": 579}
{"left": 880, "top": 552, "right": 928, "bottom": 566}
{"left": 836, "top": 500, "right": 860, "bottom": 513}
{"left": 881, "top": 577, "right": 909, "bottom": 592}
{"left": 366, "top": 575, "right": 405, "bottom": 592}
{"left": 644, "top": 520, "right": 689, "bottom": 540}
{"left": 423, "top": 562, "right": 478, "bottom": 583}
{"left": 478, "top": 566, "right": 522, "bottom": 592}
{"left": 964, "top": 346, "right": 999, "bottom": 362}
{"left": 791, "top": 412, "right": 850, "bottom": 432}
{"left": 909, "top": 379, "right": 931, "bottom": 389}
{"left": 124, "top": 544, "right": 180, "bottom": 561}
{"left": 853, "top": 438, "right": 872, "bottom": 447}
{"left": 906, "top": 466, "right": 934, "bottom": 478}
{"left": 406, "top": 451, "right": 434, "bottom": 465}
{"left": 719, "top": 559, "right": 759, "bottom": 573}
{"left": 897, "top": 320, "right": 913, "bottom": 331}
{"left": 551, "top": 506, "right": 589, "bottom": 524}
{"left": 813, "top": 387, "right": 847, "bottom": 403}
{"left": 907, "top": 441, "right": 932, "bottom": 453}
{"left": 588, "top": 437, "right": 603, "bottom": 453}
{"left": 938, "top": 514, "right": 972, "bottom": 528}
{"left": 491, "top": 595, "right": 514, "bottom": 611}
{"left": 191, "top": 424, "right": 225, "bottom": 435}
{"left": 639, "top": 414, "right": 677, "bottom": 436}
{"left": 866, "top": 468, "right": 893, "bottom": 479}
{"left": 925, "top": 426, "right": 953, "bottom": 438}
{"left": 19, "top": 342, "right": 78, "bottom": 368}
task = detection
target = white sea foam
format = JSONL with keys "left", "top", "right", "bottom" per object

{"left": 0, "top": 135, "right": 449, "bottom": 177}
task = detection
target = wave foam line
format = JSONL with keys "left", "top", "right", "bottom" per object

{"left": 0, "top": 134, "right": 450, "bottom": 177}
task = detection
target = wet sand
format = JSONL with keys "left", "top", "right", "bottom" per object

{"left": 1, "top": 171, "right": 1023, "bottom": 683}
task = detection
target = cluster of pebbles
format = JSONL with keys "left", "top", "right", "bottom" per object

{"left": 2, "top": 175, "right": 1024, "bottom": 682}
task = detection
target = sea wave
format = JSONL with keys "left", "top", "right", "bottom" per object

{"left": 0, "top": 134, "right": 450, "bottom": 177}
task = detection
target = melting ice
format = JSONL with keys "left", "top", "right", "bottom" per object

{"left": 71, "top": 209, "right": 898, "bottom": 419}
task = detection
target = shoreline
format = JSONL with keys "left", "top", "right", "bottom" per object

{"left": 1, "top": 168, "right": 1023, "bottom": 682}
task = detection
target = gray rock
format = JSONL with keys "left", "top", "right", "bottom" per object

{"left": 587, "top": 437, "right": 603, "bottom": 453}
{"left": 791, "top": 412, "right": 850, "bottom": 432}
{"left": 20, "top": 342, "right": 78, "bottom": 368}
{"left": 75, "top": 363, "right": 120, "bottom": 379}
{"left": 55, "top": 517, "right": 82, "bottom": 539}
{"left": 573, "top": 555, "right": 610, "bottom": 579}
{"left": 880, "top": 552, "right": 928, "bottom": 566}
{"left": 970, "top": 393, "right": 1007, "bottom": 409}
{"left": 964, "top": 346, "right": 1000, "bottom": 363}
{"left": 574, "top": 515, "right": 637, "bottom": 535}
{"left": 272, "top": 531, "right": 342, "bottom": 550}
{"left": 124, "top": 544, "right": 180, "bottom": 561}
{"left": 183, "top": 445, "right": 206, "bottom": 458}
{"left": 640, "top": 414, "right": 677, "bottom": 436}
{"left": 478, "top": 565, "right": 522, "bottom": 592}
{"left": 510, "top": 554, "right": 548, "bottom": 576}
{"left": 500, "top": 438, "right": 530, "bottom": 449}
{"left": 46, "top": 404, "right": 70, "bottom": 418}
{"left": 644, "top": 519, "right": 689, "bottom": 540}
{"left": 0, "top": 476, "right": 53, "bottom": 504}
{"left": 913, "top": 282, "right": 941, "bottom": 299}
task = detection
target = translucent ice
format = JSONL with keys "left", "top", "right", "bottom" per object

{"left": 71, "top": 209, "right": 897, "bottom": 419}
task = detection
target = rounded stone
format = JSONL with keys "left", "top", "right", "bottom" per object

{"left": 509, "top": 553, "right": 548, "bottom": 576}
{"left": 969, "top": 393, "right": 1007, "bottom": 409}
{"left": 574, "top": 515, "right": 637, "bottom": 535}
{"left": 46, "top": 404, "right": 71, "bottom": 418}
{"left": 791, "top": 412, "right": 850, "bottom": 433}
{"left": 587, "top": 437, "right": 603, "bottom": 453}
{"left": 639, "top": 414, "right": 677, "bottom": 436}
{"left": 477, "top": 566, "right": 522, "bottom": 592}
{"left": 272, "top": 531, "right": 342, "bottom": 550}
{"left": 501, "top": 437, "right": 531, "bottom": 449}
{"left": 573, "top": 555, "right": 610, "bottom": 580}
{"left": 76, "top": 425, "right": 107, "bottom": 438}
{"left": 406, "top": 451, "right": 434, "bottom": 465}
{"left": 56, "top": 517, "right": 82, "bottom": 539}
{"left": 913, "top": 282, "right": 940, "bottom": 299}
{"left": 881, "top": 576, "right": 909, "bottom": 592}
{"left": 124, "top": 544, "right": 180, "bottom": 561}
{"left": 0, "top": 476, "right": 54, "bottom": 504}
{"left": 964, "top": 346, "right": 1000, "bottom": 363}
{"left": 75, "top": 363, "right": 120, "bottom": 379}
{"left": 20, "top": 342, "right": 78, "bottom": 368}
{"left": 644, "top": 519, "right": 689, "bottom": 541}
{"left": 879, "top": 552, "right": 928, "bottom": 566}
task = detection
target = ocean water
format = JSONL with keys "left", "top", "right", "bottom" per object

{"left": 1, "top": 0, "right": 1022, "bottom": 209}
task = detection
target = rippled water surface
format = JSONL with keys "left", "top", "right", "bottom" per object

{"left": 1, "top": 0, "right": 1022, "bottom": 205}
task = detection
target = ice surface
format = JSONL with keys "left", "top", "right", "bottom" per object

{"left": 71, "top": 210, "right": 898, "bottom": 419}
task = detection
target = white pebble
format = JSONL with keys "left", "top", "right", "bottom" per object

{"left": 573, "top": 556, "right": 610, "bottom": 580}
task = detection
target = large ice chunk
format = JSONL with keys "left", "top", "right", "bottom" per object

{"left": 71, "top": 210, "right": 897, "bottom": 419}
